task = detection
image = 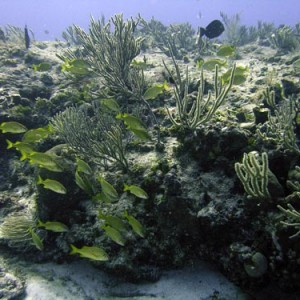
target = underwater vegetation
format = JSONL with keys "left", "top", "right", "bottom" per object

{"left": 139, "top": 16, "right": 196, "bottom": 59}
{"left": 235, "top": 151, "right": 271, "bottom": 200}
{"left": 220, "top": 11, "right": 300, "bottom": 52}
{"left": 1, "top": 12, "right": 300, "bottom": 298}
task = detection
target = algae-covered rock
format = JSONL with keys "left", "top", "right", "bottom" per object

{"left": 244, "top": 252, "right": 268, "bottom": 278}
{"left": 281, "top": 79, "right": 300, "bottom": 96}
{"left": 35, "top": 146, "right": 81, "bottom": 221}
{"left": 19, "top": 82, "right": 51, "bottom": 100}
{"left": 0, "top": 269, "right": 24, "bottom": 299}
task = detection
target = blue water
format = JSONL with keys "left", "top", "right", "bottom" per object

{"left": 0, "top": 0, "right": 299, "bottom": 40}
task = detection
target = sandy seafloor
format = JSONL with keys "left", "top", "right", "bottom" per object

{"left": 4, "top": 258, "right": 243, "bottom": 300}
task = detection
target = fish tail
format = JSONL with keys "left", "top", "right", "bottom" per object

{"left": 124, "top": 210, "right": 129, "bottom": 219}
{"left": 163, "top": 80, "right": 169, "bottom": 90}
{"left": 37, "top": 219, "right": 44, "bottom": 227}
{"left": 20, "top": 150, "right": 28, "bottom": 161}
{"left": 37, "top": 176, "right": 43, "bottom": 185}
{"left": 47, "top": 124, "right": 53, "bottom": 133}
{"left": 115, "top": 112, "right": 123, "bottom": 120}
{"left": 98, "top": 210, "right": 105, "bottom": 219}
{"left": 70, "top": 244, "right": 77, "bottom": 255}
{"left": 199, "top": 27, "right": 206, "bottom": 37}
{"left": 6, "top": 139, "right": 13, "bottom": 149}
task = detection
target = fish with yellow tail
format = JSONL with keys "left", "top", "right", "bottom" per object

{"left": 69, "top": 244, "right": 109, "bottom": 261}
{"left": 102, "top": 225, "right": 126, "bottom": 246}
{"left": 22, "top": 151, "right": 63, "bottom": 172}
{"left": 143, "top": 81, "right": 169, "bottom": 100}
{"left": 98, "top": 176, "right": 118, "bottom": 202}
{"left": 29, "top": 227, "right": 44, "bottom": 251}
{"left": 0, "top": 121, "right": 27, "bottom": 133}
{"left": 98, "top": 211, "right": 127, "bottom": 233}
{"left": 37, "top": 176, "right": 67, "bottom": 194}
{"left": 123, "top": 184, "right": 149, "bottom": 199}
{"left": 37, "top": 220, "right": 69, "bottom": 232}
{"left": 6, "top": 140, "right": 35, "bottom": 155}
{"left": 124, "top": 211, "right": 145, "bottom": 238}
{"left": 76, "top": 158, "right": 92, "bottom": 175}
{"left": 22, "top": 126, "right": 52, "bottom": 143}
{"left": 116, "top": 113, "right": 151, "bottom": 141}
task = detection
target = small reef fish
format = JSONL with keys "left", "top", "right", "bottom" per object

{"left": 131, "top": 59, "right": 150, "bottom": 70}
{"left": 92, "top": 192, "right": 108, "bottom": 202}
{"left": 37, "top": 176, "right": 67, "bottom": 194}
{"left": 37, "top": 220, "right": 69, "bottom": 232}
{"left": 222, "top": 65, "right": 249, "bottom": 85}
{"left": 0, "top": 121, "right": 27, "bottom": 133}
{"left": 76, "top": 158, "right": 92, "bottom": 175}
{"left": 217, "top": 45, "right": 235, "bottom": 57}
{"left": 75, "top": 171, "right": 94, "bottom": 195}
{"left": 29, "top": 227, "right": 43, "bottom": 251}
{"left": 130, "top": 128, "right": 151, "bottom": 141}
{"left": 98, "top": 176, "right": 118, "bottom": 202}
{"left": 25, "top": 152, "right": 54, "bottom": 165}
{"left": 6, "top": 140, "right": 35, "bottom": 154}
{"left": 70, "top": 244, "right": 109, "bottom": 261}
{"left": 124, "top": 184, "right": 149, "bottom": 199}
{"left": 23, "top": 151, "right": 63, "bottom": 172}
{"left": 198, "top": 58, "right": 227, "bottom": 71}
{"left": 200, "top": 20, "right": 225, "bottom": 39}
{"left": 143, "top": 81, "right": 169, "bottom": 100}
{"left": 22, "top": 127, "right": 52, "bottom": 143}
{"left": 32, "top": 62, "right": 52, "bottom": 72}
{"left": 102, "top": 225, "right": 126, "bottom": 246}
{"left": 100, "top": 98, "right": 120, "bottom": 113}
{"left": 98, "top": 211, "right": 127, "bottom": 232}
{"left": 124, "top": 211, "right": 145, "bottom": 238}
{"left": 116, "top": 113, "right": 151, "bottom": 140}
{"left": 61, "top": 59, "right": 89, "bottom": 76}
{"left": 116, "top": 113, "right": 146, "bottom": 130}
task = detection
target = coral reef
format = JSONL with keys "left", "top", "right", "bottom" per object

{"left": 0, "top": 15, "right": 300, "bottom": 299}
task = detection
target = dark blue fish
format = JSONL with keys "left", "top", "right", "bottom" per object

{"left": 200, "top": 20, "right": 225, "bottom": 39}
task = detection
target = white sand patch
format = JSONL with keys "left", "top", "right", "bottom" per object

{"left": 23, "top": 260, "right": 241, "bottom": 300}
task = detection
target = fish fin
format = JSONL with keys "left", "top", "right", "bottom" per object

{"left": 6, "top": 139, "right": 13, "bottom": 149}
{"left": 124, "top": 210, "right": 129, "bottom": 218}
{"left": 123, "top": 184, "right": 129, "bottom": 192}
{"left": 20, "top": 150, "right": 27, "bottom": 161}
{"left": 37, "top": 219, "right": 44, "bottom": 228}
{"left": 69, "top": 244, "right": 77, "bottom": 255}
{"left": 163, "top": 80, "right": 169, "bottom": 90}
{"left": 37, "top": 176, "right": 43, "bottom": 185}
{"left": 115, "top": 112, "right": 123, "bottom": 120}
{"left": 199, "top": 27, "right": 206, "bottom": 37}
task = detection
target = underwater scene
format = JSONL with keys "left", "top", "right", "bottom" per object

{"left": 1, "top": 0, "right": 300, "bottom": 299}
